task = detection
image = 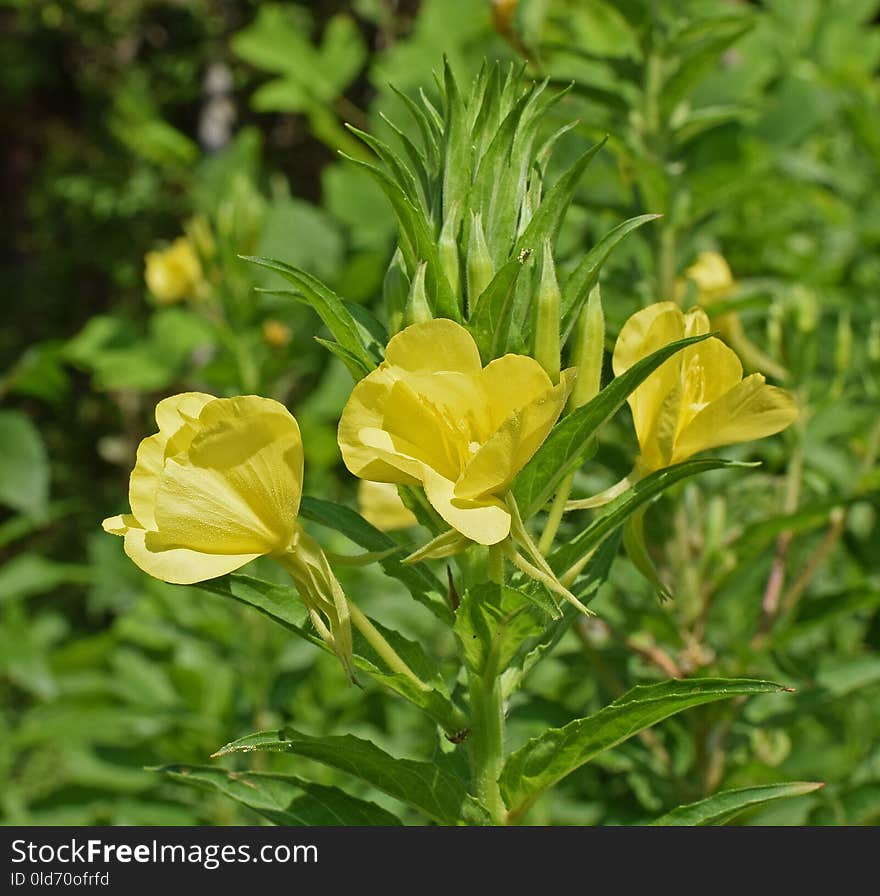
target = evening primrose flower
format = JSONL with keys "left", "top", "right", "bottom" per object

{"left": 102, "top": 392, "right": 353, "bottom": 675}
{"left": 338, "top": 319, "right": 573, "bottom": 546}
{"left": 145, "top": 236, "right": 203, "bottom": 304}
{"left": 613, "top": 302, "right": 798, "bottom": 474}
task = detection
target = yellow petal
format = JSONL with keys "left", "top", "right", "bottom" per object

{"left": 338, "top": 365, "right": 400, "bottom": 479}
{"left": 358, "top": 481, "right": 418, "bottom": 531}
{"left": 673, "top": 374, "right": 799, "bottom": 462}
{"left": 612, "top": 302, "right": 684, "bottom": 376}
{"left": 455, "top": 370, "right": 572, "bottom": 500}
{"left": 384, "top": 318, "right": 482, "bottom": 375}
{"left": 617, "top": 306, "right": 686, "bottom": 464}
{"left": 128, "top": 433, "right": 164, "bottom": 531}
{"left": 102, "top": 513, "right": 135, "bottom": 535}
{"left": 381, "top": 379, "right": 464, "bottom": 480}
{"left": 422, "top": 468, "right": 510, "bottom": 545}
{"left": 154, "top": 396, "right": 302, "bottom": 554}
{"left": 677, "top": 336, "right": 743, "bottom": 434}
{"left": 683, "top": 307, "right": 711, "bottom": 338}
{"left": 155, "top": 391, "right": 215, "bottom": 436}
{"left": 480, "top": 354, "right": 554, "bottom": 431}
{"left": 123, "top": 525, "right": 260, "bottom": 584}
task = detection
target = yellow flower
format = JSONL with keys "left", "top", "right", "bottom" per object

{"left": 262, "top": 318, "right": 293, "bottom": 348}
{"left": 103, "top": 393, "right": 304, "bottom": 583}
{"left": 338, "top": 319, "right": 573, "bottom": 545}
{"left": 103, "top": 392, "right": 354, "bottom": 674}
{"left": 145, "top": 236, "right": 203, "bottom": 305}
{"left": 683, "top": 250, "right": 735, "bottom": 301}
{"left": 613, "top": 302, "right": 798, "bottom": 473}
{"left": 358, "top": 480, "right": 418, "bottom": 532}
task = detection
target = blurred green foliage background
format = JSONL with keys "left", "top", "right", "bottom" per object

{"left": 1, "top": 0, "right": 879, "bottom": 825}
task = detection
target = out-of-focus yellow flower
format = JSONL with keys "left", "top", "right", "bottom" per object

{"left": 262, "top": 319, "right": 293, "bottom": 348}
{"left": 683, "top": 251, "right": 735, "bottom": 301}
{"left": 145, "top": 236, "right": 203, "bottom": 305}
{"left": 358, "top": 480, "right": 417, "bottom": 532}
{"left": 338, "top": 319, "right": 573, "bottom": 545}
{"left": 683, "top": 251, "right": 787, "bottom": 380}
{"left": 613, "top": 302, "right": 798, "bottom": 474}
{"left": 102, "top": 392, "right": 354, "bottom": 675}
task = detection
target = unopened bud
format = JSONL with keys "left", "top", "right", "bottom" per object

{"left": 568, "top": 284, "right": 605, "bottom": 407}
{"left": 534, "top": 239, "right": 561, "bottom": 383}
{"left": 384, "top": 247, "right": 410, "bottom": 334}
{"left": 439, "top": 203, "right": 461, "bottom": 298}
{"left": 262, "top": 318, "right": 292, "bottom": 348}
{"left": 405, "top": 261, "right": 432, "bottom": 325}
{"left": 467, "top": 212, "right": 494, "bottom": 310}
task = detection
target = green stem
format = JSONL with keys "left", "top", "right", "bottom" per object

{"left": 488, "top": 543, "right": 504, "bottom": 584}
{"left": 468, "top": 669, "right": 507, "bottom": 825}
{"left": 347, "top": 602, "right": 430, "bottom": 692}
{"left": 538, "top": 471, "right": 574, "bottom": 556}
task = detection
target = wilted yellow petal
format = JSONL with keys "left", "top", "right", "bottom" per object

{"left": 674, "top": 374, "right": 799, "bottom": 462}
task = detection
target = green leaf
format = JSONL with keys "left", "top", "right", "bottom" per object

{"left": 341, "top": 155, "right": 460, "bottom": 321}
{"left": 501, "top": 678, "right": 788, "bottom": 819}
{"left": 313, "top": 338, "right": 372, "bottom": 379}
{"left": 298, "top": 496, "right": 451, "bottom": 622}
{"left": 0, "top": 554, "right": 91, "bottom": 604}
{"left": 212, "top": 728, "right": 489, "bottom": 825}
{"left": 468, "top": 257, "right": 527, "bottom": 361}
{"left": 560, "top": 214, "right": 661, "bottom": 341}
{"left": 513, "top": 139, "right": 608, "bottom": 331}
{"left": 513, "top": 332, "right": 711, "bottom": 518}
{"left": 157, "top": 765, "right": 401, "bottom": 826}
{"left": 650, "top": 782, "right": 824, "bottom": 826}
{"left": 196, "top": 573, "right": 462, "bottom": 732}
{"left": 241, "top": 256, "right": 376, "bottom": 372}
{"left": 454, "top": 584, "right": 546, "bottom": 677}
{"left": 550, "top": 459, "right": 752, "bottom": 580}
{"left": 0, "top": 410, "right": 50, "bottom": 520}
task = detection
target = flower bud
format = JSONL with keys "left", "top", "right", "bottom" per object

{"left": 404, "top": 261, "right": 432, "bottom": 326}
{"left": 438, "top": 203, "right": 461, "bottom": 298}
{"left": 568, "top": 284, "right": 605, "bottom": 408}
{"left": 534, "top": 239, "right": 561, "bottom": 383}
{"left": 384, "top": 247, "right": 410, "bottom": 334}
{"left": 466, "top": 212, "right": 494, "bottom": 310}
{"left": 144, "top": 236, "right": 203, "bottom": 305}
{"left": 262, "top": 319, "right": 292, "bottom": 348}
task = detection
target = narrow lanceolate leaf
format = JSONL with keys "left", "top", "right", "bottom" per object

{"left": 513, "top": 332, "right": 711, "bottom": 518}
{"left": 156, "top": 765, "right": 402, "bottom": 826}
{"left": 242, "top": 256, "right": 376, "bottom": 371}
{"left": 196, "top": 574, "right": 462, "bottom": 734}
{"left": 468, "top": 257, "right": 526, "bottom": 361}
{"left": 313, "top": 338, "right": 372, "bottom": 379}
{"left": 650, "top": 782, "right": 824, "bottom": 826}
{"left": 213, "top": 728, "right": 490, "bottom": 825}
{"left": 501, "top": 678, "right": 788, "bottom": 819}
{"left": 550, "top": 459, "right": 752, "bottom": 580}
{"left": 342, "top": 154, "right": 460, "bottom": 321}
{"left": 298, "top": 496, "right": 451, "bottom": 622}
{"left": 560, "top": 214, "right": 662, "bottom": 342}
